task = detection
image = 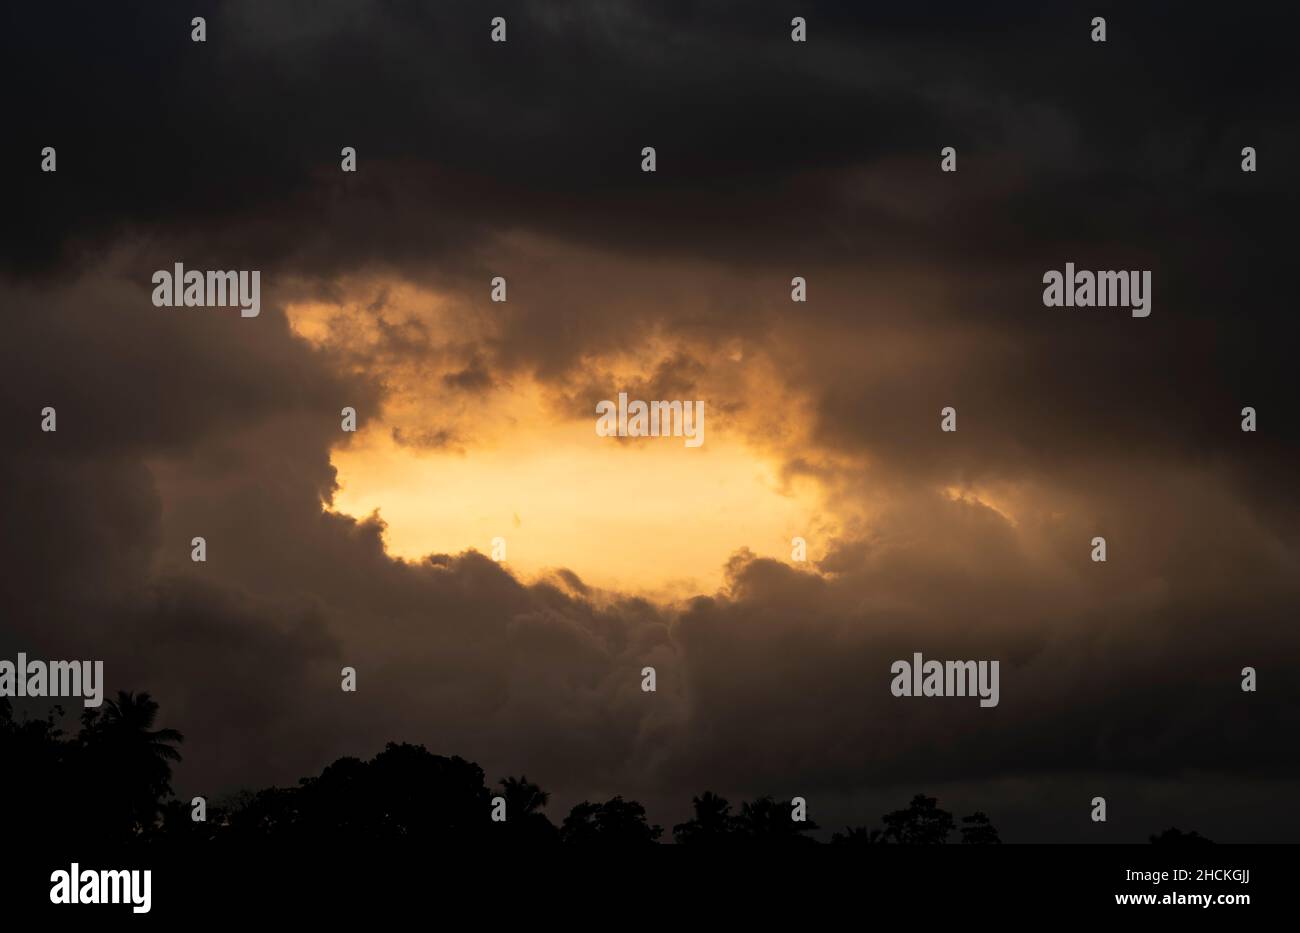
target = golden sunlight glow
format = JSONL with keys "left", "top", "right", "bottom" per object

{"left": 329, "top": 414, "right": 822, "bottom": 596}
{"left": 286, "top": 280, "right": 832, "bottom": 595}
{"left": 942, "top": 484, "right": 1019, "bottom": 528}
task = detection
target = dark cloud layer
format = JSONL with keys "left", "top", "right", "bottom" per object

{"left": 2, "top": 1, "right": 1298, "bottom": 840}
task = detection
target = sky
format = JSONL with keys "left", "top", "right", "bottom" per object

{"left": 2, "top": 0, "right": 1299, "bottom": 841}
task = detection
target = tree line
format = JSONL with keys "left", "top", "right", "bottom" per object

{"left": 2, "top": 691, "right": 1211, "bottom": 846}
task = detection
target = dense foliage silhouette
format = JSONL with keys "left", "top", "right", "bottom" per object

{"left": 10, "top": 694, "right": 1222, "bottom": 847}
{"left": 1, "top": 692, "right": 182, "bottom": 847}
{"left": 829, "top": 795, "right": 1000, "bottom": 845}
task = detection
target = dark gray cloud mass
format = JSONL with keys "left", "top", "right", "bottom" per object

{"left": 2, "top": 1, "right": 1298, "bottom": 841}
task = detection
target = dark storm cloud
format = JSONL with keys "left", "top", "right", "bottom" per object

{"left": 8, "top": 1, "right": 1295, "bottom": 272}
{"left": 3, "top": 1, "right": 1299, "bottom": 841}
{"left": 8, "top": 0, "right": 1297, "bottom": 448}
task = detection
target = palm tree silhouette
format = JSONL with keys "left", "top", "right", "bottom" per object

{"left": 100, "top": 691, "right": 183, "bottom": 779}
{"left": 82, "top": 691, "right": 183, "bottom": 838}
{"left": 735, "top": 795, "right": 820, "bottom": 843}
{"left": 498, "top": 775, "right": 550, "bottom": 816}
{"left": 496, "top": 774, "right": 560, "bottom": 842}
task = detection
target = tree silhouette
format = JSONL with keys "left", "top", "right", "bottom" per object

{"left": 834, "top": 799, "right": 999, "bottom": 844}
{"left": 224, "top": 743, "right": 497, "bottom": 844}
{"left": 560, "top": 796, "right": 662, "bottom": 844}
{"left": 499, "top": 774, "right": 548, "bottom": 814}
{"left": 5, "top": 693, "right": 1018, "bottom": 849}
{"left": 157, "top": 795, "right": 229, "bottom": 845}
{"left": 881, "top": 794, "right": 954, "bottom": 844}
{"left": 79, "top": 691, "right": 183, "bottom": 841}
{"left": 959, "top": 811, "right": 1001, "bottom": 844}
{"left": 0, "top": 699, "right": 78, "bottom": 839}
{"left": 225, "top": 785, "right": 305, "bottom": 840}
{"left": 735, "top": 795, "right": 820, "bottom": 844}
{"left": 673, "top": 791, "right": 739, "bottom": 844}
{"left": 495, "top": 775, "right": 559, "bottom": 843}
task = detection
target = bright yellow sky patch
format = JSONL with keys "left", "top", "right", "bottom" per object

{"left": 286, "top": 279, "right": 830, "bottom": 595}
{"left": 328, "top": 411, "right": 822, "bottom": 596}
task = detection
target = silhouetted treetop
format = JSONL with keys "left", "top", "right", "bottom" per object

{"left": 960, "top": 811, "right": 1001, "bottom": 845}
{"left": 560, "top": 796, "right": 663, "bottom": 844}
{"left": 882, "top": 794, "right": 954, "bottom": 844}
{"left": 674, "top": 791, "right": 739, "bottom": 844}
{"left": 4, "top": 695, "right": 1014, "bottom": 849}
